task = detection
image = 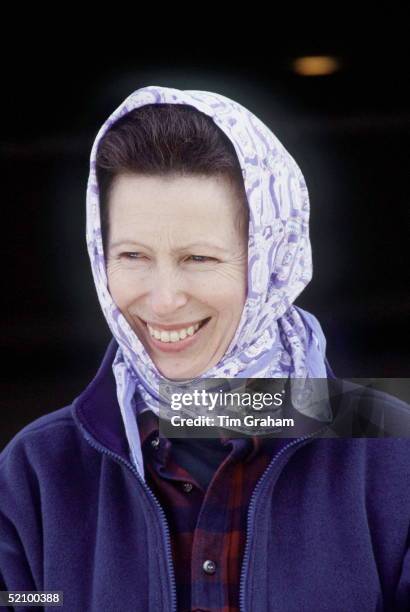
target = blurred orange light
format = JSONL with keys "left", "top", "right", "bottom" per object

{"left": 292, "top": 56, "right": 341, "bottom": 76}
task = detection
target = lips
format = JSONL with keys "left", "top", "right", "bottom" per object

{"left": 148, "top": 321, "right": 200, "bottom": 342}
{"left": 139, "top": 316, "right": 211, "bottom": 353}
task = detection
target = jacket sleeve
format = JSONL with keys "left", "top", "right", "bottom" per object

{"left": 0, "top": 509, "right": 38, "bottom": 591}
{"left": 0, "top": 435, "right": 44, "bottom": 600}
{"left": 394, "top": 529, "right": 410, "bottom": 610}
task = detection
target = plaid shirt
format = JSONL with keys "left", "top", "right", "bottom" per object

{"left": 137, "top": 409, "right": 286, "bottom": 612}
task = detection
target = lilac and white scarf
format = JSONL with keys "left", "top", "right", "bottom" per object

{"left": 86, "top": 85, "right": 331, "bottom": 479}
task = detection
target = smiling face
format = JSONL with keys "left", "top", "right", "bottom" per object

{"left": 106, "top": 173, "right": 248, "bottom": 380}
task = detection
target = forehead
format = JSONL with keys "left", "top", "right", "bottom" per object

{"left": 109, "top": 173, "right": 239, "bottom": 215}
{"left": 107, "top": 174, "right": 244, "bottom": 239}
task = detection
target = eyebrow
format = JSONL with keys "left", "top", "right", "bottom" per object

{"left": 109, "top": 240, "right": 229, "bottom": 253}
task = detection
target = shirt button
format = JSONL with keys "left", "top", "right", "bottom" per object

{"left": 182, "top": 482, "right": 193, "bottom": 493}
{"left": 202, "top": 559, "right": 217, "bottom": 575}
{"left": 151, "top": 437, "right": 160, "bottom": 450}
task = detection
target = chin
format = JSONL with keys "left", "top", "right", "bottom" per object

{"left": 158, "top": 365, "right": 200, "bottom": 381}
{"left": 153, "top": 357, "right": 207, "bottom": 380}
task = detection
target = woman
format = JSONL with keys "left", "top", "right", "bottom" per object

{"left": 0, "top": 85, "right": 409, "bottom": 611}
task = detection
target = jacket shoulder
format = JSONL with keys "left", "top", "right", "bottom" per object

{"left": 0, "top": 403, "right": 84, "bottom": 473}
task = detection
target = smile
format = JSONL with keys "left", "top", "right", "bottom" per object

{"left": 148, "top": 322, "right": 200, "bottom": 342}
{"left": 139, "top": 317, "right": 211, "bottom": 352}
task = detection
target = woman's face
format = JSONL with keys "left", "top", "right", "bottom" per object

{"left": 106, "top": 174, "right": 248, "bottom": 380}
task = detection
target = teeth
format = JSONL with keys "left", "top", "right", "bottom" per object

{"left": 160, "top": 331, "right": 170, "bottom": 343}
{"left": 147, "top": 321, "right": 202, "bottom": 343}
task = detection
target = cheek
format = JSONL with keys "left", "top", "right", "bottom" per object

{"left": 206, "top": 277, "right": 247, "bottom": 317}
{"left": 107, "top": 272, "right": 139, "bottom": 310}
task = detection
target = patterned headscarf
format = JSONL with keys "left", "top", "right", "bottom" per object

{"left": 86, "top": 85, "right": 331, "bottom": 478}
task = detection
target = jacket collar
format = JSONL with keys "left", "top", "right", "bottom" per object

{"left": 72, "top": 338, "right": 131, "bottom": 462}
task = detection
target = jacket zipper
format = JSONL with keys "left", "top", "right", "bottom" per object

{"left": 238, "top": 427, "right": 328, "bottom": 612}
{"left": 74, "top": 416, "right": 177, "bottom": 612}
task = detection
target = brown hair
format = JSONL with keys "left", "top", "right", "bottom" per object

{"left": 95, "top": 103, "right": 249, "bottom": 252}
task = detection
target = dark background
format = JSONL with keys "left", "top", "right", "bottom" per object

{"left": 1, "top": 29, "right": 409, "bottom": 449}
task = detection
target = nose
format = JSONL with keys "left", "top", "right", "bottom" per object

{"left": 148, "top": 264, "right": 188, "bottom": 318}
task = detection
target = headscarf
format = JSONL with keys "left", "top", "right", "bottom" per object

{"left": 86, "top": 85, "right": 332, "bottom": 479}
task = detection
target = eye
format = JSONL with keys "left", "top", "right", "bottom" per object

{"left": 187, "top": 255, "right": 215, "bottom": 264}
{"left": 187, "top": 255, "right": 216, "bottom": 263}
{"left": 120, "top": 252, "right": 146, "bottom": 260}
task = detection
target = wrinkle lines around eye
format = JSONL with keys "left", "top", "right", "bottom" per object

{"left": 208, "top": 249, "right": 248, "bottom": 282}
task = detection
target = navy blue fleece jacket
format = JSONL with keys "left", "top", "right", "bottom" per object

{"left": 0, "top": 339, "right": 409, "bottom": 611}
